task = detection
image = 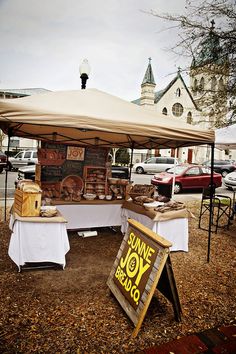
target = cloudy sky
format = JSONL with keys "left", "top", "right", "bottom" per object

{"left": 0, "top": 0, "right": 190, "bottom": 101}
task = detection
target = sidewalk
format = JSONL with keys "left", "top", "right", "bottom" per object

{"left": 139, "top": 325, "right": 236, "bottom": 354}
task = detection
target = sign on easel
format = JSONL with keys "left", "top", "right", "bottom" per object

{"left": 107, "top": 218, "right": 182, "bottom": 337}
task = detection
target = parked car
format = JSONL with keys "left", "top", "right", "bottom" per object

{"left": 224, "top": 171, "right": 236, "bottom": 190}
{"left": 202, "top": 159, "right": 236, "bottom": 177}
{"left": 109, "top": 165, "right": 129, "bottom": 179}
{"left": 0, "top": 150, "right": 7, "bottom": 173}
{"left": 133, "top": 156, "right": 180, "bottom": 174}
{"left": 8, "top": 150, "right": 38, "bottom": 170}
{"left": 151, "top": 165, "right": 222, "bottom": 194}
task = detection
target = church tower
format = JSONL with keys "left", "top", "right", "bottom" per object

{"left": 140, "top": 58, "right": 156, "bottom": 109}
{"left": 189, "top": 20, "right": 229, "bottom": 129}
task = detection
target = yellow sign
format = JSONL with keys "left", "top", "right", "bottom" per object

{"left": 107, "top": 218, "right": 181, "bottom": 338}
{"left": 114, "top": 228, "right": 157, "bottom": 309}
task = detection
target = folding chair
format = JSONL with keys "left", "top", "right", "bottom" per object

{"left": 199, "top": 186, "right": 232, "bottom": 233}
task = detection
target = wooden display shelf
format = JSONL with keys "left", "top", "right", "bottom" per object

{"left": 83, "top": 165, "right": 108, "bottom": 195}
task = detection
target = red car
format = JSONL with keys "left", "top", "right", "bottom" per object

{"left": 151, "top": 165, "right": 222, "bottom": 194}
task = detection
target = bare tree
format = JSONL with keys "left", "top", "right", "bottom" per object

{"left": 148, "top": 0, "right": 236, "bottom": 126}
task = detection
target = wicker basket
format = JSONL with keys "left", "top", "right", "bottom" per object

{"left": 129, "top": 184, "right": 155, "bottom": 200}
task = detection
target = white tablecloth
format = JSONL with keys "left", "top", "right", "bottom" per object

{"left": 9, "top": 215, "right": 70, "bottom": 271}
{"left": 121, "top": 208, "right": 189, "bottom": 252}
{"left": 56, "top": 203, "right": 122, "bottom": 230}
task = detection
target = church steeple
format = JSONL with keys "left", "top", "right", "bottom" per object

{"left": 189, "top": 19, "right": 229, "bottom": 129}
{"left": 140, "top": 58, "right": 156, "bottom": 108}
{"left": 191, "top": 20, "right": 227, "bottom": 69}
{"left": 142, "top": 57, "right": 156, "bottom": 85}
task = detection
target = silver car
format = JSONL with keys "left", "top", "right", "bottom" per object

{"left": 133, "top": 156, "right": 180, "bottom": 174}
{"left": 9, "top": 150, "right": 38, "bottom": 170}
{"left": 224, "top": 171, "right": 236, "bottom": 190}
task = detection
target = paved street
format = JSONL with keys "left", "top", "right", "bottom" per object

{"left": 0, "top": 170, "right": 17, "bottom": 207}
{"left": 0, "top": 169, "right": 233, "bottom": 204}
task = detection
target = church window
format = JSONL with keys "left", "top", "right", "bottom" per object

{"left": 172, "top": 103, "right": 183, "bottom": 117}
{"left": 187, "top": 112, "right": 192, "bottom": 124}
{"left": 176, "top": 88, "right": 181, "bottom": 97}
{"left": 199, "top": 77, "right": 205, "bottom": 92}
{"left": 209, "top": 108, "right": 215, "bottom": 125}
{"left": 193, "top": 79, "right": 198, "bottom": 96}
{"left": 211, "top": 77, "right": 217, "bottom": 91}
{"left": 219, "top": 77, "right": 224, "bottom": 91}
{"left": 162, "top": 107, "right": 167, "bottom": 115}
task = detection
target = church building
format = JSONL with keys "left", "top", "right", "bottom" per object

{"left": 132, "top": 21, "right": 231, "bottom": 164}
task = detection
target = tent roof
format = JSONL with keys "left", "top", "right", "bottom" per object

{"left": 215, "top": 124, "right": 236, "bottom": 149}
{"left": 0, "top": 88, "right": 215, "bottom": 149}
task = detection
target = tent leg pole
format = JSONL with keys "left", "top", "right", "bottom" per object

{"left": 129, "top": 145, "right": 134, "bottom": 181}
{"left": 4, "top": 133, "right": 11, "bottom": 222}
{"left": 207, "top": 143, "right": 215, "bottom": 262}
{"left": 171, "top": 148, "right": 177, "bottom": 198}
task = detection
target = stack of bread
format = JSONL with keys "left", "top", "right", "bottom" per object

{"left": 17, "top": 180, "right": 42, "bottom": 193}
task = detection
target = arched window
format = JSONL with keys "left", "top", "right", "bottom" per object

{"left": 199, "top": 77, "right": 205, "bottom": 92}
{"left": 162, "top": 107, "right": 167, "bottom": 115}
{"left": 209, "top": 108, "right": 215, "bottom": 125}
{"left": 211, "top": 76, "right": 217, "bottom": 91}
{"left": 219, "top": 77, "right": 224, "bottom": 91}
{"left": 187, "top": 112, "right": 192, "bottom": 124}
{"left": 193, "top": 78, "right": 198, "bottom": 96}
{"left": 176, "top": 88, "right": 181, "bottom": 97}
{"left": 172, "top": 103, "right": 183, "bottom": 117}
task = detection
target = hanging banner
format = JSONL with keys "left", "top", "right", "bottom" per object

{"left": 66, "top": 146, "right": 85, "bottom": 161}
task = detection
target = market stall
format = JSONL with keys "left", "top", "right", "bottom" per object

{"left": 32, "top": 141, "right": 131, "bottom": 229}
{"left": 0, "top": 88, "right": 216, "bottom": 260}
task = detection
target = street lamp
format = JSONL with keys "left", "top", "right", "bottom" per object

{"left": 79, "top": 59, "right": 91, "bottom": 89}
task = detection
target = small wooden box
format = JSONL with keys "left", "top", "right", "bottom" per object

{"left": 14, "top": 189, "right": 42, "bottom": 217}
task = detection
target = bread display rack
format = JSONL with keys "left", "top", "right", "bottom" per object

{"left": 83, "top": 166, "right": 108, "bottom": 197}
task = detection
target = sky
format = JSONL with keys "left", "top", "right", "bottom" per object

{"left": 0, "top": 0, "right": 190, "bottom": 101}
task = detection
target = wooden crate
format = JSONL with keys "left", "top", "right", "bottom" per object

{"left": 14, "top": 189, "right": 42, "bottom": 217}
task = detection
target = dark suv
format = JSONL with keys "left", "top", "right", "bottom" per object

{"left": 202, "top": 159, "right": 236, "bottom": 177}
{"left": 0, "top": 151, "right": 7, "bottom": 173}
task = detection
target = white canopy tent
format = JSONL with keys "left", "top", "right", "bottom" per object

{"left": 0, "top": 88, "right": 216, "bottom": 261}
{"left": 215, "top": 124, "right": 236, "bottom": 150}
{"left": 0, "top": 89, "right": 214, "bottom": 148}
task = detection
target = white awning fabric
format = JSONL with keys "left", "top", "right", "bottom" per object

{"left": 0, "top": 88, "right": 215, "bottom": 149}
{"left": 215, "top": 124, "right": 236, "bottom": 149}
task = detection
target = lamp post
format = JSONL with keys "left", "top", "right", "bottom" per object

{"left": 79, "top": 59, "right": 91, "bottom": 89}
